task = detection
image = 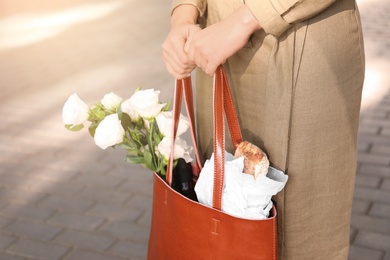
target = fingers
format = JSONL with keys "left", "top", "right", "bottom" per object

{"left": 162, "top": 24, "right": 202, "bottom": 79}
{"left": 163, "top": 49, "right": 193, "bottom": 77}
{"left": 162, "top": 38, "right": 194, "bottom": 79}
{"left": 186, "top": 36, "right": 223, "bottom": 77}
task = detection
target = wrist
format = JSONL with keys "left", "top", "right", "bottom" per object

{"left": 171, "top": 5, "right": 199, "bottom": 26}
{"left": 238, "top": 5, "right": 262, "bottom": 34}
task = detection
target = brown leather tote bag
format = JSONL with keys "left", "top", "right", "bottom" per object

{"left": 147, "top": 66, "right": 277, "bottom": 260}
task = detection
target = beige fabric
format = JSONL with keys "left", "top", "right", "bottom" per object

{"left": 171, "top": 0, "right": 365, "bottom": 259}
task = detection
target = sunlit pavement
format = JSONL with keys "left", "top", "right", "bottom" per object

{"left": 0, "top": 0, "right": 389, "bottom": 259}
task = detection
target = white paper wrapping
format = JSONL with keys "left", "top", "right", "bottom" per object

{"left": 195, "top": 152, "right": 288, "bottom": 220}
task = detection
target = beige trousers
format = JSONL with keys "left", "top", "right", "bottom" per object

{"left": 192, "top": 0, "right": 365, "bottom": 259}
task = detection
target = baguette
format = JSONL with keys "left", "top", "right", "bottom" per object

{"left": 234, "top": 141, "right": 269, "bottom": 178}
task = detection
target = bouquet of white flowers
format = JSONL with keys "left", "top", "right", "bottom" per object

{"left": 62, "top": 88, "right": 193, "bottom": 176}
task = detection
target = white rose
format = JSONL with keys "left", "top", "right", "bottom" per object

{"left": 157, "top": 137, "right": 193, "bottom": 163}
{"left": 121, "top": 99, "right": 140, "bottom": 122}
{"left": 156, "top": 111, "right": 189, "bottom": 138}
{"left": 94, "top": 113, "right": 125, "bottom": 149}
{"left": 62, "top": 93, "right": 90, "bottom": 126}
{"left": 121, "top": 89, "right": 166, "bottom": 121}
{"left": 101, "top": 92, "right": 122, "bottom": 111}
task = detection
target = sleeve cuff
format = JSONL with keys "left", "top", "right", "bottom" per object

{"left": 171, "top": 0, "right": 207, "bottom": 17}
{"left": 245, "top": 0, "right": 291, "bottom": 38}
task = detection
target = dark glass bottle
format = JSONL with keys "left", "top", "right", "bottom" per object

{"left": 172, "top": 158, "right": 198, "bottom": 201}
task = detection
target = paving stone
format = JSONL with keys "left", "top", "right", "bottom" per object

{"left": 348, "top": 245, "right": 383, "bottom": 260}
{"left": 358, "top": 125, "right": 380, "bottom": 135}
{"left": 106, "top": 165, "right": 152, "bottom": 182}
{"left": 369, "top": 203, "right": 390, "bottom": 219}
{"left": 109, "top": 240, "right": 148, "bottom": 260}
{"left": 39, "top": 195, "right": 94, "bottom": 213}
{"left": 357, "top": 142, "right": 370, "bottom": 152}
{"left": 360, "top": 118, "right": 390, "bottom": 128}
{"left": 0, "top": 218, "right": 12, "bottom": 229}
{"left": 354, "top": 186, "right": 390, "bottom": 204}
{"left": 0, "top": 188, "right": 47, "bottom": 205}
{"left": 352, "top": 200, "right": 371, "bottom": 214}
{"left": 26, "top": 167, "right": 79, "bottom": 183}
{"left": 76, "top": 187, "right": 130, "bottom": 205}
{"left": 28, "top": 181, "right": 84, "bottom": 196}
{"left": 100, "top": 222, "right": 150, "bottom": 244}
{"left": 136, "top": 210, "right": 152, "bottom": 228}
{"left": 124, "top": 195, "right": 153, "bottom": 211}
{"left": 382, "top": 178, "right": 390, "bottom": 191}
{"left": 358, "top": 135, "right": 390, "bottom": 146}
{"left": 361, "top": 109, "right": 389, "bottom": 119}
{"left": 0, "top": 162, "right": 29, "bottom": 175}
{"left": 382, "top": 127, "right": 390, "bottom": 136}
{"left": 64, "top": 249, "right": 125, "bottom": 260}
{"left": 370, "top": 144, "right": 390, "bottom": 154}
{"left": 0, "top": 203, "right": 54, "bottom": 222}
{"left": 0, "top": 234, "right": 16, "bottom": 250}
{"left": 54, "top": 229, "right": 116, "bottom": 251}
{"left": 358, "top": 164, "right": 390, "bottom": 178}
{"left": 3, "top": 219, "right": 63, "bottom": 241}
{"left": 0, "top": 174, "right": 42, "bottom": 189}
{"left": 0, "top": 253, "right": 25, "bottom": 260}
{"left": 357, "top": 153, "right": 390, "bottom": 166}
{"left": 48, "top": 212, "right": 105, "bottom": 232}
{"left": 350, "top": 228, "right": 357, "bottom": 243}
{"left": 86, "top": 203, "right": 144, "bottom": 223}
{"left": 354, "top": 231, "right": 390, "bottom": 252}
{"left": 119, "top": 181, "right": 153, "bottom": 196}
{"left": 73, "top": 173, "right": 125, "bottom": 189}
{"left": 354, "top": 174, "right": 381, "bottom": 188}
{"left": 7, "top": 238, "right": 70, "bottom": 260}
{"left": 351, "top": 214, "right": 390, "bottom": 234}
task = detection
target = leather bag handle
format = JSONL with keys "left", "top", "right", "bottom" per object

{"left": 212, "top": 66, "right": 243, "bottom": 209}
{"left": 166, "top": 77, "right": 202, "bottom": 185}
{"left": 167, "top": 66, "right": 243, "bottom": 211}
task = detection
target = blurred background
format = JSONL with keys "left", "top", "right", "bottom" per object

{"left": 0, "top": 0, "right": 389, "bottom": 259}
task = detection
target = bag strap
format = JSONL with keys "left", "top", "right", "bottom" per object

{"left": 166, "top": 77, "right": 202, "bottom": 185}
{"left": 213, "top": 66, "right": 242, "bottom": 210}
{"left": 167, "top": 66, "right": 243, "bottom": 211}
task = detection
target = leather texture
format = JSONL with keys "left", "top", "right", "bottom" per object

{"left": 147, "top": 66, "right": 277, "bottom": 260}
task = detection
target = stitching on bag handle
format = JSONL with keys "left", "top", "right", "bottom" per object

{"left": 222, "top": 69, "right": 242, "bottom": 148}
{"left": 211, "top": 218, "right": 220, "bottom": 235}
{"left": 273, "top": 216, "right": 276, "bottom": 259}
{"left": 213, "top": 67, "right": 225, "bottom": 210}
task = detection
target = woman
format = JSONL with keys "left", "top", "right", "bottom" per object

{"left": 162, "top": 0, "right": 365, "bottom": 259}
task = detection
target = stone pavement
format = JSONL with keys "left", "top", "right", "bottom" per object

{"left": 0, "top": 0, "right": 388, "bottom": 259}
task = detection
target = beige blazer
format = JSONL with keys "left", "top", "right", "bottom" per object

{"left": 171, "top": 1, "right": 365, "bottom": 259}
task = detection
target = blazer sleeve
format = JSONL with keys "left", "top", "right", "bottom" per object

{"left": 244, "top": 0, "right": 337, "bottom": 37}
{"left": 171, "top": 0, "right": 207, "bottom": 17}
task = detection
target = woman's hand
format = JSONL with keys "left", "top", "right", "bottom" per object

{"left": 162, "top": 5, "right": 201, "bottom": 79}
{"left": 185, "top": 5, "right": 262, "bottom": 76}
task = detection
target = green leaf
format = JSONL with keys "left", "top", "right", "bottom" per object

{"left": 125, "top": 155, "right": 145, "bottom": 164}
{"left": 120, "top": 113, "right": 132, "bottom": 132}
{"left": 153, "top": 131, "right": 162, "bottom": 145}
{"left": 116, "top": 101, "right": 123, "bottom": 118}
{"left": 118, "top": 142, "right": 133, "bottom": 150}
{"left": 65, "top": 124, "right": 84, "bottom": 131}
{"left": 90, "top": 104, "right": 106, "bottom": 121}
{"left": 129, "top": 127, "right": 143, "bottom": 147}
{"left": 143, "top": 150, "right": 155, "bottom": 170}
{"left": 88, "top": 122, "right": 99, "bottom": 137}
{"left": 162, "top": 101, "right": 171, "bottom": 112}
{"left": 134, "top": 86, "right": 142, "bottom": 93}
